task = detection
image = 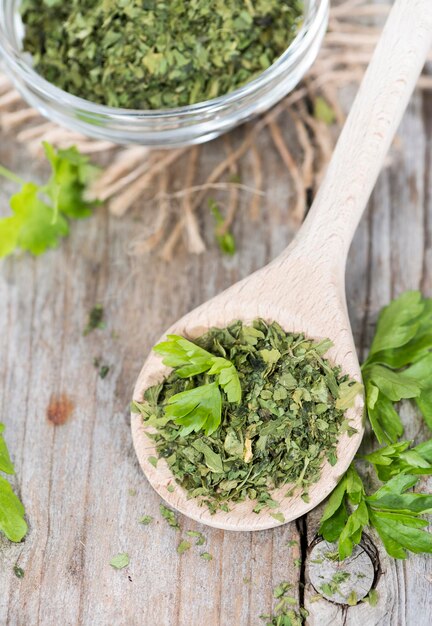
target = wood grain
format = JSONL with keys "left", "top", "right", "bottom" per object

{"left": 1, "top": 12, "right": 432, "bottom": 626}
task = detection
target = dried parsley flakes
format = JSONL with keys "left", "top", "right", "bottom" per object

{"left": 135, "top": 320, "right": 360, "bottom": 514}
{"left": 21, "top": 0, "right": 303, "bottom": 109}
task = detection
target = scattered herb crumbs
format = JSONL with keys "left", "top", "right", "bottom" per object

{"left": 324, "top": 551, "right": 340, "bottom": 562}
{"left": 273, "top": 582, "right": 292, "bottom": 598}
{"left": 22, "top": 1, "right": 303, "bottom": 109}
{"left": 13, "top": 565, "right": 25, "bottom": 579}
{"left": 160, "top": 504, "right": 180, "bottom": 530}
{"left": 293, "top": 558, "right": 302, "bottom": 567}
{"left": 139, "top": 515, "right": 154, "bottom": 526}
{"left": 310, "top": 594, "right": 323, "bottom": 603}
{"left": 261, "top": 581, "right": 305, "bottom": 626}
{"left": 270, "top": 512, "right": 285, "bottom": 524}
{"left": 0, "top": 143, "right": 100, "bottom": 258}
{"left": 364, "top": 589, "right": 379, "bottom": 607}
{"left": 243, "top": 576, "right": 251, "bottom": 585}
{"left": 200, "top": 552, "right": 213, "bottom": 561}
{"left": 128, "top": 488, "right": 137, "bottom": 497}
{"left": 136, "top": 320, "right": 360, "bottom": 514}
{"left": 109, "top": 553, "right": 129, "bottom": 570}
{"left": 186, "top": 531, "right": 206, "bottom": 546}
{"left": 310, "top": 558, "right": 324, "bottom": 564}
{"left": 84, "top": 305, "right": 105, "bottom": 335}
{"left": 148, "top": 457, "right": 158, "bottom": 468}
{"left": 319, "top": 571, "right": 350, "bottom": 597}
{"left": 210, "top": 199, "right": 237, "bottom": 256}
{"left": 347, "top": 590, "right": 358, "bottom": 606}
{"left": 286, "top": 540, "right": 298, "bottom": 547}
{"left": 0, "top": 423, "right": 27, "bottom": 542}
{"left": 177, "top": 540, "right": 192, "bottom": 555}
{"left": 167, "top": 484, "right": 175, "bottom": 493}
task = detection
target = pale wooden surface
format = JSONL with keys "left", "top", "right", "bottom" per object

{"left": 1, "top": 56, "right": 432, "bottom": 626}
{"left": 132, "top": 0, "right": 432, "bottom": 532}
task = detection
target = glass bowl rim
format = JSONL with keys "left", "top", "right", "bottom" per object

{"left": 0, "top": 0, "right": 328, "bottom": 119}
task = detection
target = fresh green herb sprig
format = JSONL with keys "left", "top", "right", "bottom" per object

{"left": 362, "top": 291, "right": 432, "bottom": 443}
{"left": 0, "top": 423, "right": 27, "bottom": 542}
{"left": 135, "top": 320, "right": 361, "bottom": 513}
{"left": 320, "top": 291, "right": 432, "bottom": 560}
{"left": 0, "top": 142, "right": 99, "bottom": 258}
{"left": 320, "top": 466, "right": 432, "bottom": 560}
{"left": 152, "top": 334, "right": 241, "bottom": 435}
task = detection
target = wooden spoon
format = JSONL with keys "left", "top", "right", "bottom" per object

{"left": 132, "top": 0, "right": 432, "bottom": 531}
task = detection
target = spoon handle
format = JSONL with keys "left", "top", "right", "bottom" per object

{"left": 297, "top": 0, "right": 432, "bottom": 262}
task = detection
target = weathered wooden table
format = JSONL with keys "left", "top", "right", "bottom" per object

{"left": 1, "top": 84, "right": 431, "bottom": 625}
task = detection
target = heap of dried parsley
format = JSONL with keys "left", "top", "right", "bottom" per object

{"left": 134, "top": 320, "right": 360, "bottom": 514}
{"left": 21, "top": 0, "right": 303, "bottom": 109}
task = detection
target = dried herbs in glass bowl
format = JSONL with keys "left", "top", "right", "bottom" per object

{"left": 0, "top": 0, "right": 329, "bottom": 144}
{"left": 133, "top": 320, "right": 361, "bottom": 516}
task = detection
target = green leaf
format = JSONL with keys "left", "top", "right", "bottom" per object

{"left": 416, "top": 390, "right": 432, "bottom": 430}
{"left": 368, "top": 291, "right": 424, "bottom": 356}
{"left": 166, "top": 382, "right": 222, "bottom": 436}
{"left": 0, "top": 144, "right": 99, "bottom": 257}
{"left": 153, "top": 334, "right": 242, "bottom": 427}
{"left": 0, "top": 424, "right": 15, "bottom": 475}
{"left": 208, "top": 358, "right": 242, "bottom": 403}
{"left": 338, "top": 501, "right": 368, "bottom": 560}
{"left": 43, "top": 142, "right": 100, "bottom": 219}
{"left": 109, "top": 553, "right": 129, "bottom": 569}
{"left": 366, "top": 365, "right": 421, "bottom": 402}
{"left": 367, "top": 474, "right": 432, "bottom": 514}
{"left": 320, "top": 501, "right": 348, "bottom": 542}
{"left": 0, "top": 475, "right": 28, "bottom": 542}
{"left": 154, "top": 335, "right": 215, "bottom": 378}
{"left": 365, "top": 388, "right": 404, "bottom": 444}
{"left": 369, "top": 509, "right": 432, "bottom": 558}
{"left": 319, "top": 476, "right": 348, "bottom": 525}
{"left": 192, "top": 440, "right": 224, "bottom": 473}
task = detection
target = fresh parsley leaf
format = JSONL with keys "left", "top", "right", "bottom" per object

{"left": 364, "top": 440, "right": 432, "bottom": 481}
{"left": 0, "top": 144, "right": 99, "bottom": 258}
{"left": 154, "top": 335, "right": 215, "bottom": 378}
{"left": 153, "top": 333, "right": 242, "bottom": 434}
{"left": 367, "top": 291, "right": 424, "bottom": 357}
{"left": 166, "top": 382, "right": 222, "bottom": 436}
{"left": 0, "top": 424, "right": 27, "bottom": 543}
{"left": 321, "top": 466, "right": 432, "bottom": 560}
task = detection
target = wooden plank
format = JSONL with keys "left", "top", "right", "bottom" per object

{"left": 1, "top": 53, "right": 432, "bottom": 626}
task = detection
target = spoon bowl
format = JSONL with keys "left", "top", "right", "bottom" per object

{"left": 132, "top": 248, "right": 364, "bottom": 530}
{"left": 132, "top": 0, "right": 432, "bottom": 531}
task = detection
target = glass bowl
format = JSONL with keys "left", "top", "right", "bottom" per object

{"left": 0, "top": 0, "right": 329, "bottom": 147}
